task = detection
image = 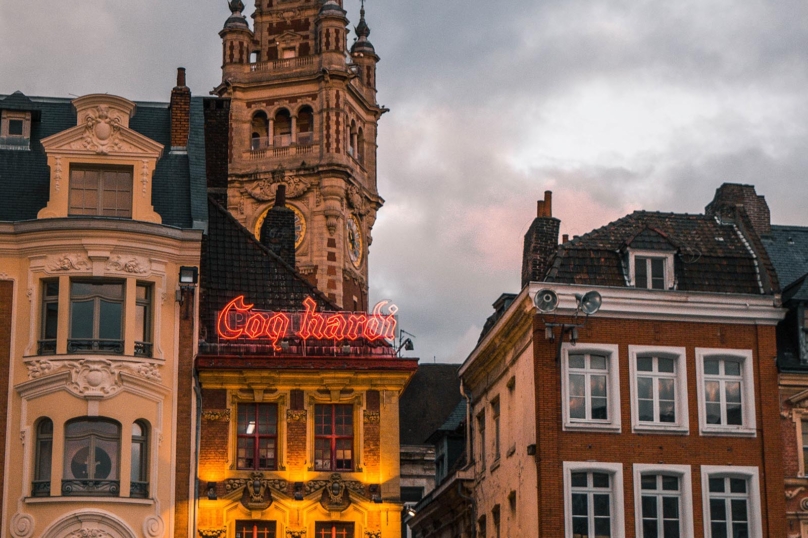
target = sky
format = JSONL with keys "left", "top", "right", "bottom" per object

{"left": 2, "top": 0, "right": 807, "bottom": 363}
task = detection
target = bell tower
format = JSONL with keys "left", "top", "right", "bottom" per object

{"left": 216, "top": 0, "right": 385, "bottom": 311}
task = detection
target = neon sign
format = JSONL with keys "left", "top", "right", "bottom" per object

{"left": 217, "top": 296, "right": 398, "bottom": 350}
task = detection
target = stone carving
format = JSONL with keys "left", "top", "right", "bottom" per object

{"left": 363, "top": 410, "right": 380, "bottom": 424}
{"left": 347, "top": 185, "right": 368, "bottom": 216}
{"left": 202, "top": 409, "right": 231, "bottom": 421}
{"left": 26, "top": 358, "right": 162, "bottom": 396}
{"left": 198, "top": 530, "right": 227, "bottom": 538}
{"left": 55, "top": 157, "right": 62, "bottom": 192}
{"left": 801, "top": 496, "right": 808, "bottom": 511}
{"left": 286, "top": 530, "right": 307, "bottom": 538}
{"left": 0, "top": 272, "right": 10, "bottom": 280}
{"left": 143, "top": 516, "right": 165, "bottom": 538}
{"left": 106, "top": 255, "right": 150, "bottom": 274}
{"left": 141, "top": 159, "right": 149, "bottom": 197}
{"left": 245, "top": 174, "right": 312, "bottom": 202}
{"left": 49, "top": 254, "right": 89, "bottom": 272}
{"left": 365, "top": 532, "right": 381, "bottom": 538}
{"left": 287, "top": 409, "right": 307, "bottom": 422}
{"left": 306, "top": 473, "right": 364, "bottom": 498}
{"left": 74, "top": 105, "right": 124, "bottom": 155}
{"left": 9, "top": 512, "right": 34, "bottom": 538}
{"left": 225, "top": 472, "right": 282, "bottom": 511}
{"left": 786, "top": 486, "right": 805, "bottom": 499}
{"left": 65, "top": 530, "right": 115, "bottom": 538}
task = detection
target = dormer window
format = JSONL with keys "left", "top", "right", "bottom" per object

{"left": 627, "top": 250, "right": 675, "bottom": 290}
{"left": 0, "top": 110, "right": 31, "bottom": 150}
{"left": 68, "top": 165, "right": 133, "bottom": 218}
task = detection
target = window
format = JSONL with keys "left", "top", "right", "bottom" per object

{"left": 62, "top": 418, "right": 121, "bottom": 496}
{"left": 68, "top": 166, "right": 133, "bottom": 218}
{"left": 0, "top": 110, "right": 31, "bottom": 150}
{"left": 564, "top": 462, "right": 625, "bottom": 538}
{"left": 493, "top": 505, "right": 501, "bottom": 538}
{"left": 237, "top": 403, "right": 278, "bottom": 470}
{"left": 802, "top": 420, "right": 808, "bottom": 476}
{"left": 236, "top": 521, "right": 277, "bottom": 538}
{"left": 633, "top": 465, "right": 694, "bottom": 538}
{"left": 629, "top": 346, "right": 689, "bottom": 433}
{"left": 130, "top": 421, "right": 149, "bottom": 498}
{"left": 628, "top": 251, "right": 674, "bottom": 290}
{"left": 315, "top": 522, "right": 354, "bottom": 538}
{"left": 314, "top": 404, "right": 353, "bottom": 471}
{"left": 701, "top": 466, "right": 762, "bottom": 538}
{"left": 695, "top": 349, "right": 756, "bottom": 436}
{"left": 478, "top": 516, "right": 487, "bottom": 538}
{"left": 134, "top": 284, "right": 152, "bottom": 357}
{"left": 492, "top": 398, "right": 501, "bottom": 462}
{"left": 8, "top": 119, "right": 23, "bottom": 136}
{"left": 273, "top": 109, "right": 292, "bottom": 147}
{"left": 250, "top": 111, "right": 269, "bottom": 151}
{"left": 297, "top": 106, "right": 314, "bottom": 146}
{"left": 33, "top": 418, "right": 53, "bottom": 497}
{"left": 477, "top": 409, "right": 486, "bottom": 470}
{"left": 39, "top": 280, "right": 59, "bottom": 355}
{"left": 282, "top": 47, "right": 296, "bottom": 59}
{"left": 562, "top": 344, "right": 621, "bottom": 432}
{"left": 69, "top": 281, "right": 124, "bottom": 354}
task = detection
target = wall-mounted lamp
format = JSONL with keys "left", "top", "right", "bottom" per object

{"left": 405, "top": 506, "right": 417, "bottom": 518}
{"left": 206, "top": 481, "right": 218, "bottom": 500}
{"left": 534, "top": 289, "right": 603, "bottom": 359}
{"left": 397, "top": 329, "right": 416, "bottom": 356}
{"left": 369, "top": 484, "right": 382, "bottom": 503}
{"left": 293, "top": 482, "right": 304, "bottom": 501}
{"left": 176, "top": 266, "right": 199, "bottom": 318}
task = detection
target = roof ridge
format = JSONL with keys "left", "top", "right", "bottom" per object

{"left": 207, "top": 195, "right": 339, "bottom": 310}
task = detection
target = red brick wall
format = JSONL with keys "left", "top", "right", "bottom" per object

{"left": 173, "top": 301, "right": 196, "bottom": 538}
{"left": 363, "top": 390, "right": 380, "bottom": 474}
{"left": 0, "top": 280, "right": 13, "bottom": 508}
{"left": 534, "top": 315, "right": 784, "bottom": 537}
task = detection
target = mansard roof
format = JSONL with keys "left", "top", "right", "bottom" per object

{"left": 0, "top": 92, "right": 207, "bottom": 228}
{"left": 544, "top": 210, "right": 778, "bottom": 295}
{"left": 762, "top": 225, "right": 808, "bottom": 292}
{"left": 399, "top": 363, "right": 462, "bottom": 446}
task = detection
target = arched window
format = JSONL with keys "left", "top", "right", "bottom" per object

{"left": 130, "top": 420, "right": 149, "bottom": 498}
{"left": 251, "top": 111, "right": 269, "bottom": 151}
{"left": 348, "top": 120, "right": 357, "bottom": 157}
{"left": 273, "top": 109, "right": 292, "bottom": 147}
{"left": 63, "top": 418, "right": 121, "bottom": 496}
{"left": 297, "top": 106, "right": 314, "bottom": 146}
{"left": 356, "top": 128, "right": 365, "bottom": 165}
{"left": 33, "top": 418, "right": 53, "bottom": 497}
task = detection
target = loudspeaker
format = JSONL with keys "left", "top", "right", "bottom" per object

{"left": 577, "top": 291, "right": 602, "bottom": 315}
{"left": 534, "top": 289, "right": 559, "bottom": 313}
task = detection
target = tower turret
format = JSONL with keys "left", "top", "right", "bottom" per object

{"left": 350, "top": 0, "right": 379, "bottom": 92}
{"left": 315, "top": 0, "right": 350, "bottom": 70}
{"left": 219, "top": 0, "right": 254, "bottom": 80}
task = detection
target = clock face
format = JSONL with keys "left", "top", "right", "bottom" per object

{"left": 254, "top": 204, "right": 306, "bottom": 249}
{"left": 346, "top": 215, "right": 363, "bottom": 268}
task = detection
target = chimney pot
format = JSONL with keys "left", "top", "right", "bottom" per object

{"left": 562, "top": 234, "right": 569, "bottom": 243}
{"left": 177, "top": 67, "right": 186, "bottom": 88}
{"left": 544, "top": 190, "right": 552, "bottom": 217}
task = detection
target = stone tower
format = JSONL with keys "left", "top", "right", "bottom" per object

{"left": 216, "top": 0, "right": 385, "bottom": 311}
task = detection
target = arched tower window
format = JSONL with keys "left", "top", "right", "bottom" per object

{"left": 297, "top": 106, "right": 314, "bottom": 146}
{"left": 130, "top": 420, "right": 149, "bottom": 498}
{"left": 348, "top": 120, "right": 357, "bottom": 158}
{"left": 273, "top": 109, "right": 292, "bottom": 147}
{"left": 357, "top": 128, "right": 365, "bottom": 165}
{"left": 63, "top": 417, "right": 121, "bottom": 497}
{"left": 251, "top": 111, "right": 269, "bottom": 151}
{"left": 33, "top": 418, "right": 53, "bottom": 497}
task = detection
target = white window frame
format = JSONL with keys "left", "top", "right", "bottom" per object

{"left": 629, "top": 346, "right": 689, "bottom": 434}
{"left": 561, "top": 343, "right": 621, "bottom": 432}
{"left": 700, "top": 465, "right": 762, "bottom": 538}
{"left": 695, "top": 348, "right": 756, "bottom": 437}
{"left": 633, "top": 464, "right": 694, "bottom": 538}
{"left": 627, "top": 250, "right": 675, "bottom": 290}
{"left": 563, "top": 461, "right": 625, "bottom": 538}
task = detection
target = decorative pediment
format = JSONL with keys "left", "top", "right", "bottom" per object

{"left": 789, "top": 389, "right": 808, "bottom": 407}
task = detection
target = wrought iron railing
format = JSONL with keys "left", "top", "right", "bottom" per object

{"left": 37, "top": 339, "right": 57, "bottom": 355}
{"left": 62, "top": 479, "right": 120, "bottom": 496}
{"left": 130, "top": 481, "right": 149, "bottom": 498}
{"left": 134, "top": 341, "right": 153, "bottom": 358}
{"left": 67, "top": 339, "right": 124, "bottom": 354}
{"left": 31, "top": 480, "right": 51, "bottom": 497}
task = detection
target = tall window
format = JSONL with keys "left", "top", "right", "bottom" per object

{"left": 703, "top": 357, "right": 743, "bottom": 426}
{"left": 492, "top": 398, "right": 501, "bottom": 461}
{"left": 477, "top": 410, "right": 486, "bottom": 471}
{"left": 636, "top": 356, "right": 676, "bottom": 424}
{"left": 707, "top": 477, "right": 749, "bottom": 538}
{"left": 802, "top": 420, "right": 808, "bottom": 475}
{"left": 134, "top": 284, "right": 152, "bottom": 357}
{"left": 69, "top": 166, "right": 133, "bottom": 218}
{"left": 236, "top": 521, "right": 277, "bottom": 538}
{"left": 39, "top": 280, "right": 59, "bottom": 355}
{"left": 62, "top": 418, "right": 121, "bottom": 496}
{"left": 315, "top": 522, "right": 354, "bottom": 538}
{"left": 570, "top": 472, "right": 613, "bottom": 538}
{"left": 130, "top": 421, "right": 149, "bottom": 498}
{"left": 69, "top": 281, "right": 124, "bottom": 354}
{"left": 33, "top": 418, "right": 53, "bottom": 497}
{"left": 297, "top": 106, "right": 314, "bottom": 146}
{"left": 639, "top": 474, "right": 681, "bottom": 538}
{"left": 568, "top": 353, "right": 609, "bottom": 421}
{"left": 237, "top": 404, "right": 278, "bottom": 470}
{"left": 273, "top": 109, "right": 292, "bottom": 147}
{"left": 314, "top": 404, "right": 353, "bottom": 471}
{"left": 635, "top": 257, "right": 665, "bottom": 289}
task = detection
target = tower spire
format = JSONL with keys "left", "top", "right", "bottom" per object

{"left": 355, "top": 0, "right": 370, "bottom": 40}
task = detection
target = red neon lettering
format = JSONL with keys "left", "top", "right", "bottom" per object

{"left": 297, "top": 296, "right": 326, "bottom": 340}
{"left": 217, "top": 296, "right": 254, "bottom": 339}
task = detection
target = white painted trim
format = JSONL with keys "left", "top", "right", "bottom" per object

{"left": 561, "top": 343, "right": 621, "bottom": 433}
{"left": 628, "top": 346, "right": 689, "bottom": 434}
{"left": 694, "top": 348, "right": 756, "bottom": 437}
{"left": 632, "top": 464, "right": 694, "bottom": 538}
{"left": 527, "top": 283, "right": 783, "bottom": 325}
{"left": 700, "top": 465, "right": 762, "bottom": 538}
{"left": 563, "top": 461, "right": 625, "bottom": 538}
{"left": 626, "top": 249, "right": 676, "bottom": 290}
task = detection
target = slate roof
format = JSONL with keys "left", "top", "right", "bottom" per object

{"left": 762, "top": 225, "right": 808, "bottom": 293}
{"left": 199, "top": 196, "right": 336, "bottom": 343}
{"left": 0, "top": 92, "right": 203, "bottom": 228}
{"left": 544, "top": 210, "right": 777, "bottom": 295}
{"left": 399, "top": 364, "right": 462, "bottom": 445}
{"left": 425, "top": 399, "right": 466, "bottom": 444}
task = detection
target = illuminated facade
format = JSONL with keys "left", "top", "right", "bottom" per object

{"left": 0, "top": 87, "right": 204, "bottom": 538}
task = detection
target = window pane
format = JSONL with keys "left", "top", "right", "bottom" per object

{"left": 637, "top": 376, "right": 653, "bottom": 399}
{"left": 726, "top": 404, "right": 743, "bottom": 425}
{"left": 725, "top": 360, "right": 741, "bottom": 377}
{"left": 730, "top": 498, "right": 748, "bottom": 522}
{"left": 591, "top": 397, "right": 608, "bottom": 420}
{"left": 43, "top": 302, "right": 59, "bottom": 339}
{"left": 571, "top": 472, "right": 588, "bottom": 488}
{"left": 662, "top": 496, "right": 679, "bottom": 519}
{"left": 658, "top": 378, "right": 675, "bottom": 401}
{"left": 704, "top": 359, "right": 720, "bottom": 375}
{"left": 593, "top": 516, "right": 611, "bottom": 537}
{"left": 725, "top": 382, "right": 741, "bottom": 403}
{"left": 651, "top": 259, "right": 665, "bottom": 289}
{"left": 70, "top": 301, "right": 94, "bottom": 338}
{"left": 641, "top": 495, "right": 657, "bottom": 518}
{"left": 706, "top": 402, "right": 722, "bottom": 425}
{"left": 637, "top": 357, "right": 653, "bottom": 372}
{"left": 661, "top": 476, "right": 679, "bottom": 491}
{"left": 590, "top": 355, "right": 607, "bottom": 370}
{"left": 709, "top": 478, "right": 725, "bottom": 493}
{"left": 258, "top": 438, "right": 275, "bottom": 469}
{"left": 658, "top": 357, "right": 675, "bottom": 373}
{"left": 710, "top": 498, "right": 727, "bottom": 520}
{"left": 729, "top": 478, "right": 747, "bottom": 494}
{"left": 638, "top": 399, "right": 654, "bottom": 422}
{"left": 571, "top": 492, "right": 588, "bottom": 515}
{"left": 591, "top": 375, "right": 607, "bottom": 398}
{"left": 569, "top": 354, "right": 585, "bottom": 369}
{"left": 36, "top": 439, "right": 52, "bottom": 480}
{"left": 636, "top": 258, "right": 648, "bottom": 288}
{"left": 643, "top": 519, "right": 658, "bottom": 538}
{"left": 705, "top": 381, "right": 721, "bottom": 403}
{"left": 135, "top": 304, "right": 146, "bottom": 342}
{"left": 659, "top": 400, "right": 675, "bottom": 423}
{"left": 237, "top": 438, "right": 254, "bottom": 469}
{"left": 593, "top": 493, "right": 610, "bottom": 516}
{"left": 641, "top": 475, "right": 657, "bottom": 490}
{"left": 131, "top": 443, "right": 142, "bottom": 481}
{"left": 99, "top": 300, "right": 122, "bottom": 339}
{"left": 592, "top": 473, "right": 610, "bottom": 488}
{"left": 662, "top": 520, "right": 679, "bottom": 538}
{"left": 8, "top": 119, "right": 24, "bottom": 135}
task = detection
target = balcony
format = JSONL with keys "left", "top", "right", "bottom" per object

{"left": 67, "top": 339, "right": 124, "bottom": 354}
{"left": 62, "top": 479, "right": 120, "bottom": 496}
{"left": 250, "top": 55, "right": 315, "bottom": 73}
{"left": 248, "top": 135, "right": 315, "bottom": 160}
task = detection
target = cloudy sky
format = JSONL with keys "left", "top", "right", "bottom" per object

{"left": 2, "top": 0, "right": 807, "bottom": 363}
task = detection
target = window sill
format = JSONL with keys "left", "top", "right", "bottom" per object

{"left": 699, "top": 426, "right": 756, "bottom": 438}
{"left": 632, "top": 424, "right": 689, "bottom": 435}
{"left": 25, "top": 496, "right": 153, "bottom": 505}
{"left": 563, "top": 421, "right": 621, "bottom": 433}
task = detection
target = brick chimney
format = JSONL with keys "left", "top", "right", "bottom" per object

{"left": 705, "top": 183, "right": 771, "bottom": 237}
{"left": 521, "top": 190, "right": 560, "bottom": 288}
{"left": 260, "top": 185, "right": 296, "bottom": 267}
{"left": 170, "top": 67, "right": 191, "bottom": 150}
